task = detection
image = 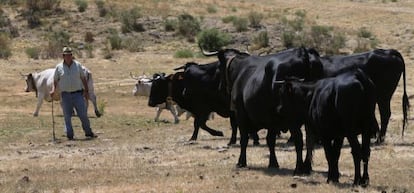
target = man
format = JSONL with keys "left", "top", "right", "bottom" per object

{"left": 50, "top": 46, "right": 97, "bottom": 140}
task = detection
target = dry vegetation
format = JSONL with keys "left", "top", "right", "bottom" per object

{"left": 1, "top": 0, "right": 414, "bottom": 192}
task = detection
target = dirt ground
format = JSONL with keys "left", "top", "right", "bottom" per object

{"left": 1, "top": 0, "right": 414, "bottom": 192}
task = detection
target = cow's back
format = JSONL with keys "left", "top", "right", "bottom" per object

{"left": 308, "top": 70, "right": 376, "bottom": 137}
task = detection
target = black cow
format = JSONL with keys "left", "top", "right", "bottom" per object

{"left": 148, "top": 61, "right": 259, "bottom": 145}
{"left": 202, "top": 46, "right": 324, "bottom": 174}
{"left": 275, "top": 69, "right": 379, "bottom": 186}
{"left": 320, "top": 49, "right": 409, "bottom": 143}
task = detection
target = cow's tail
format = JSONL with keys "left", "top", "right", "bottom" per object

{"left": 356, "top": 69, "right": 379, "bottom": 138}
{"left": 395, "top": 50, "right": 410, "bottom": 137}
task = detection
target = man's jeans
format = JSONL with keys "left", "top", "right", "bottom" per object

{"left": 61, "top": 91, "right": 93, "bottom": 138}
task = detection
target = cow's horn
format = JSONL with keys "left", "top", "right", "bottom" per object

{"left": 173, "top": 65, "right": 185, "bottom": 71}
{"left": 198, "top": 43, "right": 218, "bottom": 56}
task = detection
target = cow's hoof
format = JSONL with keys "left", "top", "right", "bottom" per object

{"left": 236, "top": 163, "right": 247, "bottom": 168}
{"left": 227, "top": 140, "right": 236, "bottom": 146}
{"left": 216, "top": 131, "right": 224, "bottom": 136}
{"left": 376, "top": 136, "right": 385, "bottom": 144}
{"left": 33, "top": 113, "right": 38, "bottom": 117}
{"left": 95, "top": 111, "right": 102, "bottom": 117}
{"left": 174, "top": 120, "right": 179, "bottom": 124}
{"left": 253, "top": 141, "right": 260, "bottom": 146}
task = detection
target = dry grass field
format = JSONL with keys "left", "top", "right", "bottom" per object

{"left": 1, "top": 0, "right": 414, "bottom": 192}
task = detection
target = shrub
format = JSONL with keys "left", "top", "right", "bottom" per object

{"left": 206, "top": 5, "right": 217, "bottom": 14}
{"left": 177, "top": 13, "right": 200, "bottom": 41}
{"left": 197, "top": 28, "right": 231, "bottom": 51}
{"left": 248, "top": 11, "right": 263, "bottom": 28}
{"left": 84, "top": 31, "right": 94, "bottom": 43}
{"left": 164, "top": 19, "right": 177, "bottom": 32}
{"left": 120, "top": 6, "right": 142, "bottom": 33}
{"left": 75, "top": 0, "right": 88, "bottom": 12}
{"left": 84, "top": 43, "right": 94, "bottom": 58}
{"left": 107, "top": 32, "right": 122, "bottom": 50}
{"left": 0, "top": 33, "right": 11, "bottom": 58}
{"left": 95, "top": 0, "right": 107, "bottom": 17}
{"left": 253, "top": 31, "right": 269, "bottom": 49}
{"left": 25, "top": 47, "right": 41, "bottom": 59}
{"left": 123, "top": 37, "right": 143, "bottom": 52}
{"left": 43, "top": 30, "right": 71, "bottom": 58}
{"left": 357, "top": 27, "right": 373, "bottom": 38}
{"left": 233, "top": 17, "right": 248, "bottom": 32}
{"left": 222, "top": 15, "right": 237, "bottom": 24}
{"left": 174, "top": 49, "right": 194, "bottom": 58}
{"left": 26, "top": 11, "right": 41, "bottom": 28}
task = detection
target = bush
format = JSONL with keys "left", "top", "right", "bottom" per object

{"left": 0, "top": 33, "right": 11, "bottom": 58}
{"left": 84, "top": 43, "right": 94, "bottom": 58}
{"left": 120, "top": 6, "right": 142, "bottom": 33}
{"left": 233, "top": 17, "right": 248, "bottom": 32}
{"left": 174, "top": 49, "right": 194, "bottom": 58}
{"left": 206, "top": 5, "right": 217, "bottom": 14}
{"left": 222, "top": 15, "right": 237, "bottom": 24}
{"left": 26, "top": 11, "right": 41, "bottom": 28}
{"left": 26, "top": 0, "right": 61, "bottom": 12}
{"left": 123, "top": 37, "right": 143, "bottom": 52}
{"left": 43, "top": 30, "right": 71, "bottom": 58}
{"left": 84, "top": 31, "right": 94, "bottom": 43}
{"left": 25, "top": 47, "right": 41, "bottom": 59}
{"left": 253, "top": 31, "right": 269, "bottom": 49}
{"left": 357, "top": 27, "right": 373, "bottom": 38}
{"left": 248, "top": 11, "right": 263, "bottom": 28}
{"left": 95, "top": 0, "right": 107, "bottom": 17}
{"left": 107, "top": 32, "right": 122, "bottom": 50}
{"left": 75, "top": 0, "right": 88, "bottom": 12}
{"left": 177, "top": 13, "right": 200, "bottom": 41}
{"left": 164, "top": 19, "right": 177, "bottom": 32}
{"left": 197, "top": 28, "right": 231, "bottom": 51}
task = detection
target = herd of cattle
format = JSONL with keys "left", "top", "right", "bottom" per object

{"left": 23, "top": 46, "right": 409, "bottom": 186}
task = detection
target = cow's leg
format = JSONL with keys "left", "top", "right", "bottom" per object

{"left": 154, "top": 106, "right": 162, "bottom": 122}
{"left": 237, "top": 110, "right": 249, "bottom": 168}
{"left": 237, "top": 127, "right": 249, "bottom": 168}
{"left": 168, "top": 105, "right": 179, "bottom": 124}
{"left": 303, "top": 125, "right": 315, "bottom": 174}
{"left": 331, "top": 137, "right": 344, "bottom": 183}
{"left": 376, "top": 100, "right": 391, "bottom": 144}
{"left": 190, "top": 118, "right": 200, "bottom": 141}
{"left": 347, "top": 135, "right": 362, "bottom": 186}
{"left": 266, "top": 128, "right": 279, "bottom": 168}
{"left": 250, "top": 132, "right": 260, "bottom": 146}
{"left": 361, "top": 132, "right": 371, "bottom": 186}
{"left": 228, "top": 113, "right": 238, "bottom": 145}
{"left": 199, "top": 116, "right": 224, "bottom": 137}
{"left": 322, "top": 139, "right": 337, "bottom": 183}
{"left": 89, "top": 94, "right": 101, "bottom": 117}
{"left": 33, "top": 94, "right": 44, "bottom": 116}
{"left": 290, "top": 127, "right": 304, "bottom": 175}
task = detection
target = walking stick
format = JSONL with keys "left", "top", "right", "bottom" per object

{"left": 51, "top": 99, "right": 56, "bottom": 142}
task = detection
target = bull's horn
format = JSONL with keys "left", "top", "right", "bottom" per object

{"left": 173, "top": 65, "right": 185, "bottom": 71}
{"left": 274, "top": 80, "right": 285, "bottom": 84}
{"left": 198, "top": 43, "right": 218, "bottom": 56}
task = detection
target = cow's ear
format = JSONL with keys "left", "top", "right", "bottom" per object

{"left": 177, "top": 74, "right": 184, "bottom": 80}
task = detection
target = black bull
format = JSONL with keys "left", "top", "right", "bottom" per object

{"left": 148, "top": 62, "right": 260, "bottom": 145}
{"left": 202, "top": 47, "right": 324, "bottom": 174}
{"left": 275, "top": 69, "right": 378, "bottom": 185}
{"left": 320, "top": 49, "right": 409, "bottom": 143}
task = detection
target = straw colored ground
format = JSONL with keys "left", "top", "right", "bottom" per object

{"left": 1, "top": 0, "right": 414, "bottom": 192}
